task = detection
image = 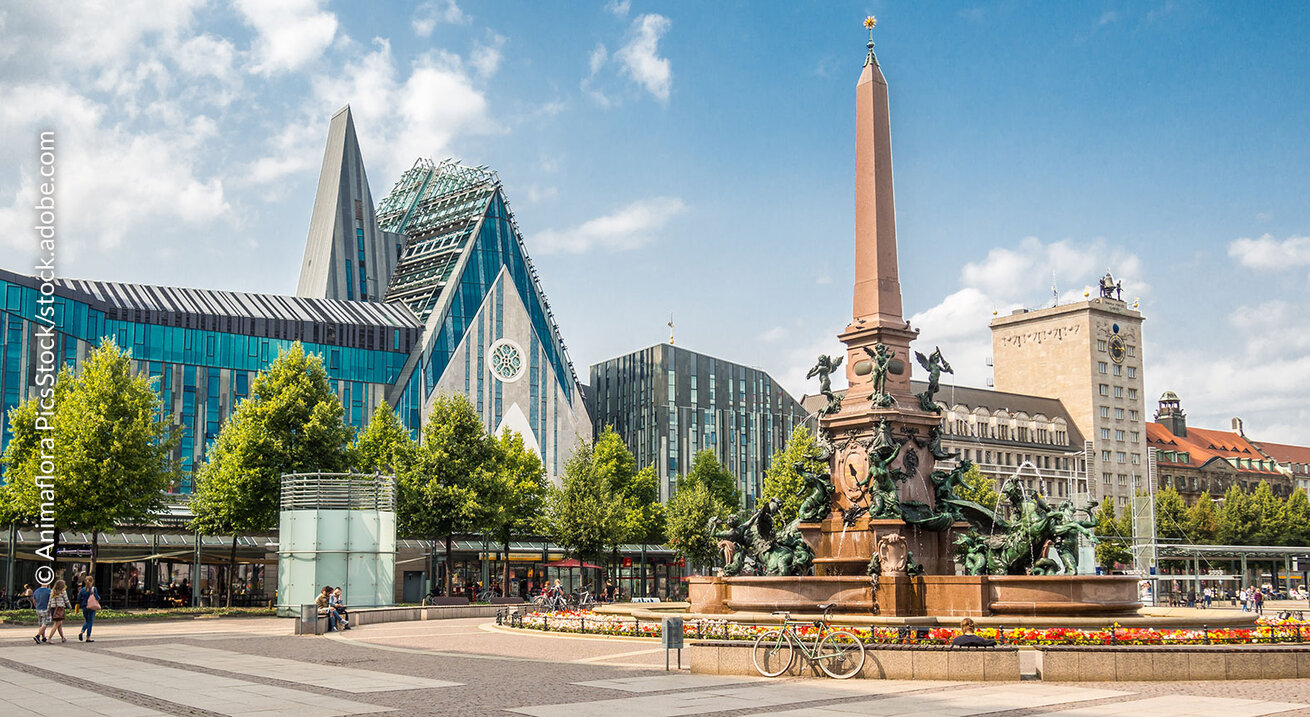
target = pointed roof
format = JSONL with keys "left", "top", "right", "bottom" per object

{"left": 376, "top": 158, "right": 580, "bottom": 400}
{"left": 297, "top": 106, "right": 395, "bottom": 301}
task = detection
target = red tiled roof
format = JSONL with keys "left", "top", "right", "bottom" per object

{"left": 1146, "top": 422, "right": 1282, "bottom": 475}
{"left": 1254, "top": 440, "right": 1310, "bottom": 465}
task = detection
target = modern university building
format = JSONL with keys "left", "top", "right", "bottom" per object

{"left": 0, "top": 106, "right": 654, "bottom": 607}
{"left": 1, "top": 106, "right": 591, "bottom": 488}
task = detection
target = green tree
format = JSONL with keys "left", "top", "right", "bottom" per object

{"left": 399, "top": 393, "right": 497, "bottom": 595}
{"left": 761, "top": 426, "right": 824, "bottom": 526}
{"left": 191, "top": 343, "right": 354, "bottom": 606}
{"left": 1153, "top": 486, "right": 1189, "bottom": 542}
{"left": 1217, "top": 484, "right": 1258, "bottom": 545}
{"left": 486, "top": 428, "right": 548, "bottom": 593}
{"left": 1094, "top": 501, "right": 1132, "bottom": 570}
{"left": 1280, "top": 488, "right": 1310, "bottom": 546}
{"left": 1248, "top": 481, "right": 1284, "bottom": 546}
{"left": 592, "top": 428, "right": 665, "bottom": 580}
{"left": 547, "top": 439, "right": 623, "bottom": 575}
{"left": 954, "top": 463, "right": 1000, "bottom": 509}
{"left": 0, "top": 339, "right": 179, "bottom": 576}
{"left": 683, "top": 449, "right": 740, "bottom": 511}
{"left": 664, "top": 481, "right": 730, "bottom": 574}
{"left": 352, "top": 401, "right": 415, "bottom": 476}
{"left": 1183, "top": 491, "right": 1219, "bottom": 544}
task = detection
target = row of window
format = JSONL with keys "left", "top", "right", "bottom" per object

{"left": 1096, "top": 339, "right": 1137, "bottom": 357}
{"left": 1099, "top": 427, "right": 1141, "bottom": 442}
{"left": 1096, "top": 361, "right": 1137, "bottom": 378}
{"left": 1098, "top": 384, "right": 1138, "bottom": 400}
{"left": 1099, "top": 406, "right": 1141, "bottom": 421}
{"left": 1099, "top": 449, "right": 1142, "bottom": 465}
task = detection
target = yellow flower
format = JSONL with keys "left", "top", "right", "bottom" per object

{"left": 864, "top": 16, "right": 877, "bottom": 29}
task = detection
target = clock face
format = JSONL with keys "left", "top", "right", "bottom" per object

{"left": 1109, "top": 335, "right": 1126, "bottom": 364}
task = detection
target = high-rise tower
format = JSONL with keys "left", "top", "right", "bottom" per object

{"left": 297, "top": 106, "right": 404, "bottom": 302}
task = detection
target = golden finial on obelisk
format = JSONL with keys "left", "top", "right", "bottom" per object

{"left": 864, "top": 16, "right": 878, "bottom": 64}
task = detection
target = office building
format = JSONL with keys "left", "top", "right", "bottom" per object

{"left": 589, "top": 343, "right": 806, "bottom": 503}
{"left": 990, "top": 288, "right": 1147, "bottom": 510}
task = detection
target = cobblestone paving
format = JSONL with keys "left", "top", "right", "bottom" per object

{"left": 0, "top": 617, "right": 1308, "bottom": 716}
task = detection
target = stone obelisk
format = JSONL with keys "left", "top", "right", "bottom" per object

{"left": 822, "top": 23, "right": 941, "bottom": 521}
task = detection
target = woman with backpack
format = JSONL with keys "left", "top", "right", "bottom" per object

{"left": 48, "top": 579, "right": 71, "bottom": 643}
{"left": 78, "top": 576, "right": 102, "bottom": 642}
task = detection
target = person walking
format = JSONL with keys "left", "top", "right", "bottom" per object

{"left": 48, "top": 579, "right": 71, "bottom": 643}
{"left": 32, "top": 582, "right": 52, "bottom": 644}
{"left": 1255, "top": 589, "right": 1264, "bottom": 615}
{"left": 78, "top": 576, "right": 102, "bottom": 643}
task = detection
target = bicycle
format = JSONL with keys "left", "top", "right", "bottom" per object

{"left": 751, "top": 604, "right": 866, "bottom": 679}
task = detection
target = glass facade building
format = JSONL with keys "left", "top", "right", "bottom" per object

{"left": 589, "top": 343, "right": 806, "bottom": 504}
{"left": 1, "top": 108, "right": 591, "bottom": 490}
{"left": 0, "top": 268, "right": 421, "bottom": 491}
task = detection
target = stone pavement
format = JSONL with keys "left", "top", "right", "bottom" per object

{"left": 0, "top": 616, "right": 1307, "bottom": 716}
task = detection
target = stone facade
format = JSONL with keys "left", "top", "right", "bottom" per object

{"left": 990, "top": 296, "right": 1146, "bottom": 511}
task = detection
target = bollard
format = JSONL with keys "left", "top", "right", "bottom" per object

{"left": 1203, "top": 624, "right": 1209, "bottom": 645}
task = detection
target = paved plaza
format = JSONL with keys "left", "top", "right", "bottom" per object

{"left": 0, "top": 617, "right": 1307, "bottom": 716}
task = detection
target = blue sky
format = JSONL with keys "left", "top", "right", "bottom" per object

{"left": 1, "top": 1, "right": 1307, "bottom": 442}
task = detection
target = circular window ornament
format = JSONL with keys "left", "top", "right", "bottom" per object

{"left": 488, "top": 339, "right": 525, "bottom": 383}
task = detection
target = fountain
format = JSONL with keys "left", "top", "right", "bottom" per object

{"left": 688, "top": 22, "right": 1140, "bottom": 619}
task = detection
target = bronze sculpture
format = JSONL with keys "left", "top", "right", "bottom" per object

{"left": 858, "top": 420, "right": 904, "bottom": 518}
{"left": 807, "top": 354, "right": 844, "bottom": 416}
{"left": 795, "top": 463, "right": 836, "bottom": 522}
{"left": 913, "top": 346, "right": 953, "bottom": 413}
{"left": 862, "top": 343, "right": 896, "bottom": 408}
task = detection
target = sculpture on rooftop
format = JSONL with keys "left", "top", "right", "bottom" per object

{"left": 1099, "top": 271, "right": 1123, "bottom": 301}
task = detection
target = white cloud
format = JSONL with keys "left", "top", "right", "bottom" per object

{"left": 1097, "top": 11, "right": 1119, "bottom": 27}
{"left": 412, "top": 0, "right": 469, "bottom": 37}
{"left": 1149, "top": 299, "right": 1310, "bottom": 444}
{"left": 470, "top": 33, "right": 506, "bottom": 80}
{"left": 759, "top": 326, "right": 787, "bottom": 343}
{"left": 244, "top": 38, "right": 498, "bottom": 187}
{"left": 1227, "top": 234, "right": 1310, "bottom": 270}
{"left": 0, "top": 84, "right": 228, "bottom": 257}
{"left": 615, "top": 14, "right": 673, "bottom": 102}
{"left": 234, "top": 0, "right": 338, "bottom": 76}
{"left": 909, "top": 236, "right": 1149, "bottom": 388}
{"left": 534, "top": 197, "right": 686, "bottom": 254}
{"left": 582, "top": 43, "right": 611, "bottom": 107}
{"left": 605, "top": 0, "right": 632, "bottom": 18}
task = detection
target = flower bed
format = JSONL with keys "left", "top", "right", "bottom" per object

{"left": 0, "top": 607, "right": 275, "bottom": 625}
{"left": 508, "top": 610, "right": 1310, "bottom": 646}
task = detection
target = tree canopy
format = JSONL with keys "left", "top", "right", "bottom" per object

{"left": 664, "top": 480, "right": 730, "bottom": 574}
{"left": 954, "top": 463, "right": 1000, "bottom": 509}
{"left": 761, "top": 426, "right": 824, "bottom": 526}
{"left": 683, "top": 449, "right": 740, "bottom": 511}
{"left": 0, "top": 339, "right": 178, "bottom": 554}
{"left": 352, "top": 401, "right": 415, "bottom": 476}
{"left": 190, "top": 343, "right": 354, "bottom": 538}
{"left": 547, "top": 439, "right": 623, "bottom": 564}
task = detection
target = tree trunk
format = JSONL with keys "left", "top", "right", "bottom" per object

{"left": 227, "top": 533, "right": 238, "bottom": 608}
{"left": 444, "top": 534, "right": 454, "bottom": 597}
{"left": 502, "top": 538, "right": 511, "bottom": 599}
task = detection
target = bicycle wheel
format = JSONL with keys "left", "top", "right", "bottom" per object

{"left": 816, "top": 630, "right": 866, "bottom": 679}
{"left": 752, "top": 629, "right": 795, "bottom": 677}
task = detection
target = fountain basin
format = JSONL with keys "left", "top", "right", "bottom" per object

{"left": 689, "top": 574, "right": 1141, "bottom": 618}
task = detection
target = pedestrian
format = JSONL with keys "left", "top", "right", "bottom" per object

{"left": 78, "top": 576, "right": 102, "bottom": 643}
{"left": 32, "top": 582, "right": 52, "bottom": 644}
{"left": 48, "top": 579, "right": 71, "bottom": 643}
{"left": 1202, "top": 587, "right": 1212, "bottom": 609}
{"left": 1255, "top": 589, "right": 1264, "bottom": 615}
{"left": 316, "top": 586, "right": 340, "bottom": 632}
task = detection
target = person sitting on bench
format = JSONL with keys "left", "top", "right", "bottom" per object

{"left": 951, "top": 617, "right": 997, "bottom": 647}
